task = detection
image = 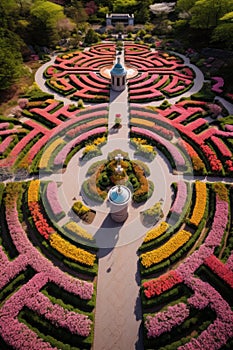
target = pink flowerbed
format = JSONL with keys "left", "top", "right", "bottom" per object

{"left": 145, "top": 303, "right": 190, "bottom": 338}
{"left": 3, "top": 184, "right": 94, "bottom": 299}
{"left": 131, "top": 126, "right": 186, "bottom": 169}
{"left": 54, "top": 126, "right": 107, "bottom": 166}
{"left": 44, "top": 44, "right": 114, "bottom": 102}
{"left": 0, "top": 136, "right": 13, "bottom": 154}
{"left": 211, "top": 76, "right": 224, "bottom": 93}
{"left": 177, "top": 195, "right": 228, "bottom": 277}
{"left": 170, "top": 181, "right": 188, "bottom": 215}
{"left": 143, "top": 190, "right": 232, "bottom": 347}
{"left": 45, "top": 181, "right": 64, "bottom": 219}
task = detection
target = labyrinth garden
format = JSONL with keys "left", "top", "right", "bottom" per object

{"left": 0, "top": 42, "right": 233, "bottom": 349}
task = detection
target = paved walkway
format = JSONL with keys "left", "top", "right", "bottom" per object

{"left": 35, "top": 48, "right": 233, "bottom": 350}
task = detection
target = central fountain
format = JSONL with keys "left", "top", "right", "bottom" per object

{"left": 107, "top": 153, "right": 131, "bottom": 222}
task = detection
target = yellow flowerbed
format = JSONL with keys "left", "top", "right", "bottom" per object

{"left": 143, "top": 221, "right": 170, "bottom": 243}
{"left": 131, "top": 118, "right": 154, "bottom": 128}
{"left": 93, "top": 136, "right": 106, "bottom": 146}
{"left": 28, "top": 180, "right": 40, "bottom": 202}
{"left": 39, "top": 138, "right": 64, "bottom": 169}
{"left": 50, "top": 233, "right": 96, "bottom": 266}
{"left": 132, "top": 137, "right": 147, "bottom": 145}
{"left": 140, "top": 144, "right": 154, "bottom": 153}
{"left": 83, "top": 144, "right": 99, "bottom": 155}
{"left": 64, "top": 221, "right": 94, "bottom": 241}
{"left": 140, "top": 230, "right": 192, "bottom": 268}
{"left": 189, "top": 181, "right": 207, "bottom": 226}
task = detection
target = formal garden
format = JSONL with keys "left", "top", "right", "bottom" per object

{"left": 0, "top": 37, "right": 233, "bottom": 349}
{"left": 1, "top": 0, "right": 233, "bottom": 349}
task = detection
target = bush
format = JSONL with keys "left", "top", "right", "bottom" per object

{"left": 72, "top": 201, "right": 91, "bottom": 218}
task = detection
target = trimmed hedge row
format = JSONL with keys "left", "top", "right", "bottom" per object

{"left": 23, "top": 182, "right": 98, "bottom": 277}
{"left": 143, "top": 307, "right": 216, "bottom": 350}
{"left": 139, "top": 185, "right": 212, "bottom": 277}
{"left": 19, "top": 307, "right": 93, "bottom": 349}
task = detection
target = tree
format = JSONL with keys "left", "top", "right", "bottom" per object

{"left": 190, "top": 0, "right": 233, "bottom": 29}
{"left": 0, "top": 0, "right": 19, "bottom": 30}
{"left": 64, "top": 1, "right": 88, "bottom": 23}
{"left": 56, "top": 17, "right": 76, "bottom": 39}
{"left": 0, "top": 30, "right": 23, "bottom": 91}
{"left": 176, "top": 0, "right": 196, "bottom": 13}
{"left": 85, "top": 1, "right": 98, "bottom": 16}
{"left": 97, "top": 6, "right": 109, "bottom": 19}
{"left": 113, "top": 0, "right": 137, "bottom": 13}
{"left": 149, "top": 2, "right": 176, "bottom": 16}
{"left": 29, "top": 0, "right": 67, "bottom": 47}
{"left": 84, "top": 28, "right": 99, "bottom": 44}
{"left": 115, "top": 22, "right": 125, "bottom": 33}
{"left": 211, "top": 11, "right": 233, "bottom": 49}
{"left": 15, "top": 0, "right": 32, "bottom": 17}
{"left": 135, "top": 0, "right": 153, "bottom": 23}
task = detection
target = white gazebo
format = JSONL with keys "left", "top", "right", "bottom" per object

{"left": 110, "top": 57, "right": 127, "bottom": 91}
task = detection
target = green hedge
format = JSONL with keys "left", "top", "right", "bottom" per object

{"left": 143, "top": 307, "right": 216, "bottom": 349}
{"left": 63, "top": 131, "right": 108, "bottom": 168}
{"left": 45, "top": 79, "right": 76, "bottom": 96}
{"left": 163, "top": 81, "right": 194, "bottom": 98}
{"left": 139, "top": 216, "right": 207, "bottom": 277}
{"left": 139, "top": 182, "right": 193, "bottom": 253}
{"left": 71, "top": 94, "right": 109, "bottom": 103}
{"left": 195, "top": 265, "right": 233, "bottom": 307}
{"left": 23, "top": 188, "right": 97, "bottom": 277}
{"left": 29, "top": 147, "right": 47, "bottom": 175}
{"left": 12, "top": 133, "right": 43, "bottom": 171}
{"left": 0, "top": 267, "right": 35, "bottom": 304}
{"left": 19, "top": 307, "right": 93, "bottom": 349}
{"left": 82, "top": 179, "right": 105, "bottom": 204}
{"left": 0, "top": 197, "right": 19, "bottom": 260}
{"left": 141, "top": 283, "right": 193, "bottom": 310}
{"left": 42, "top": 281, "right": 96, "bottom": 313}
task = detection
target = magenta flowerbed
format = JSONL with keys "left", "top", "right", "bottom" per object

{"left": 44, "top": 43, "right": 115, "bottom": 102}
{"left": 130, "top": 102, "right": 233, "bottom": 176}
{"left": 0, "top": 101, "right": 109, "bottom": 174}
{"left": 126, "top": 43, "right": 195, "bottom": 102}
{"left": 0, "top": 182, "right": 95, "bottom": 348}
{"left": 170, "top": 181, "right": 188, "bottom": 215}
{"left": 141, "top": 186, "right": 233, "bottom": 349}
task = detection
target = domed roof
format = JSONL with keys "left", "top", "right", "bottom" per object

{"left": 110, "top": 57, "right": 126, "bottom": 76}
{"left": 108, "top": 185, "right": 131, "bottom": 205}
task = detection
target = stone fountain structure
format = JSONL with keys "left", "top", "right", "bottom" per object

{"left": 108, "top": 153, "right": 131, "bottom": 222}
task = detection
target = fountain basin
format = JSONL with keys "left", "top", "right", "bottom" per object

{"left": 108, "top": 185, "right": 131, "bottom": 222}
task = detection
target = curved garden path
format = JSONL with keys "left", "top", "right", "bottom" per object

{"left": 35, "top": 45, "right": 233, "bottom": 350}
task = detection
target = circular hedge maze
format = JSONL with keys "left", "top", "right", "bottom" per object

{"left": 0, "top": 42, "right": 233, "bottom": 349}
{"left": 43, "top": 43, "right": 196, "bottom": 104}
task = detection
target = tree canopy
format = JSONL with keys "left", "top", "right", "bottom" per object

{"left": 190, "top": 0, "right": 233, "bottom": 28}
{"left": 0, "top": 29, "right": 23, "bottom": 90}
{"left": 113, "top": 0, "right": 137, "bottom": 13}
{"left": 30, "top": 0, "right": 66, "bottom": 46}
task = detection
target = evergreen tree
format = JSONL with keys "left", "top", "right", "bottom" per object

{"left": 0, "top": 29, "right": 23, "bottom": 91}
